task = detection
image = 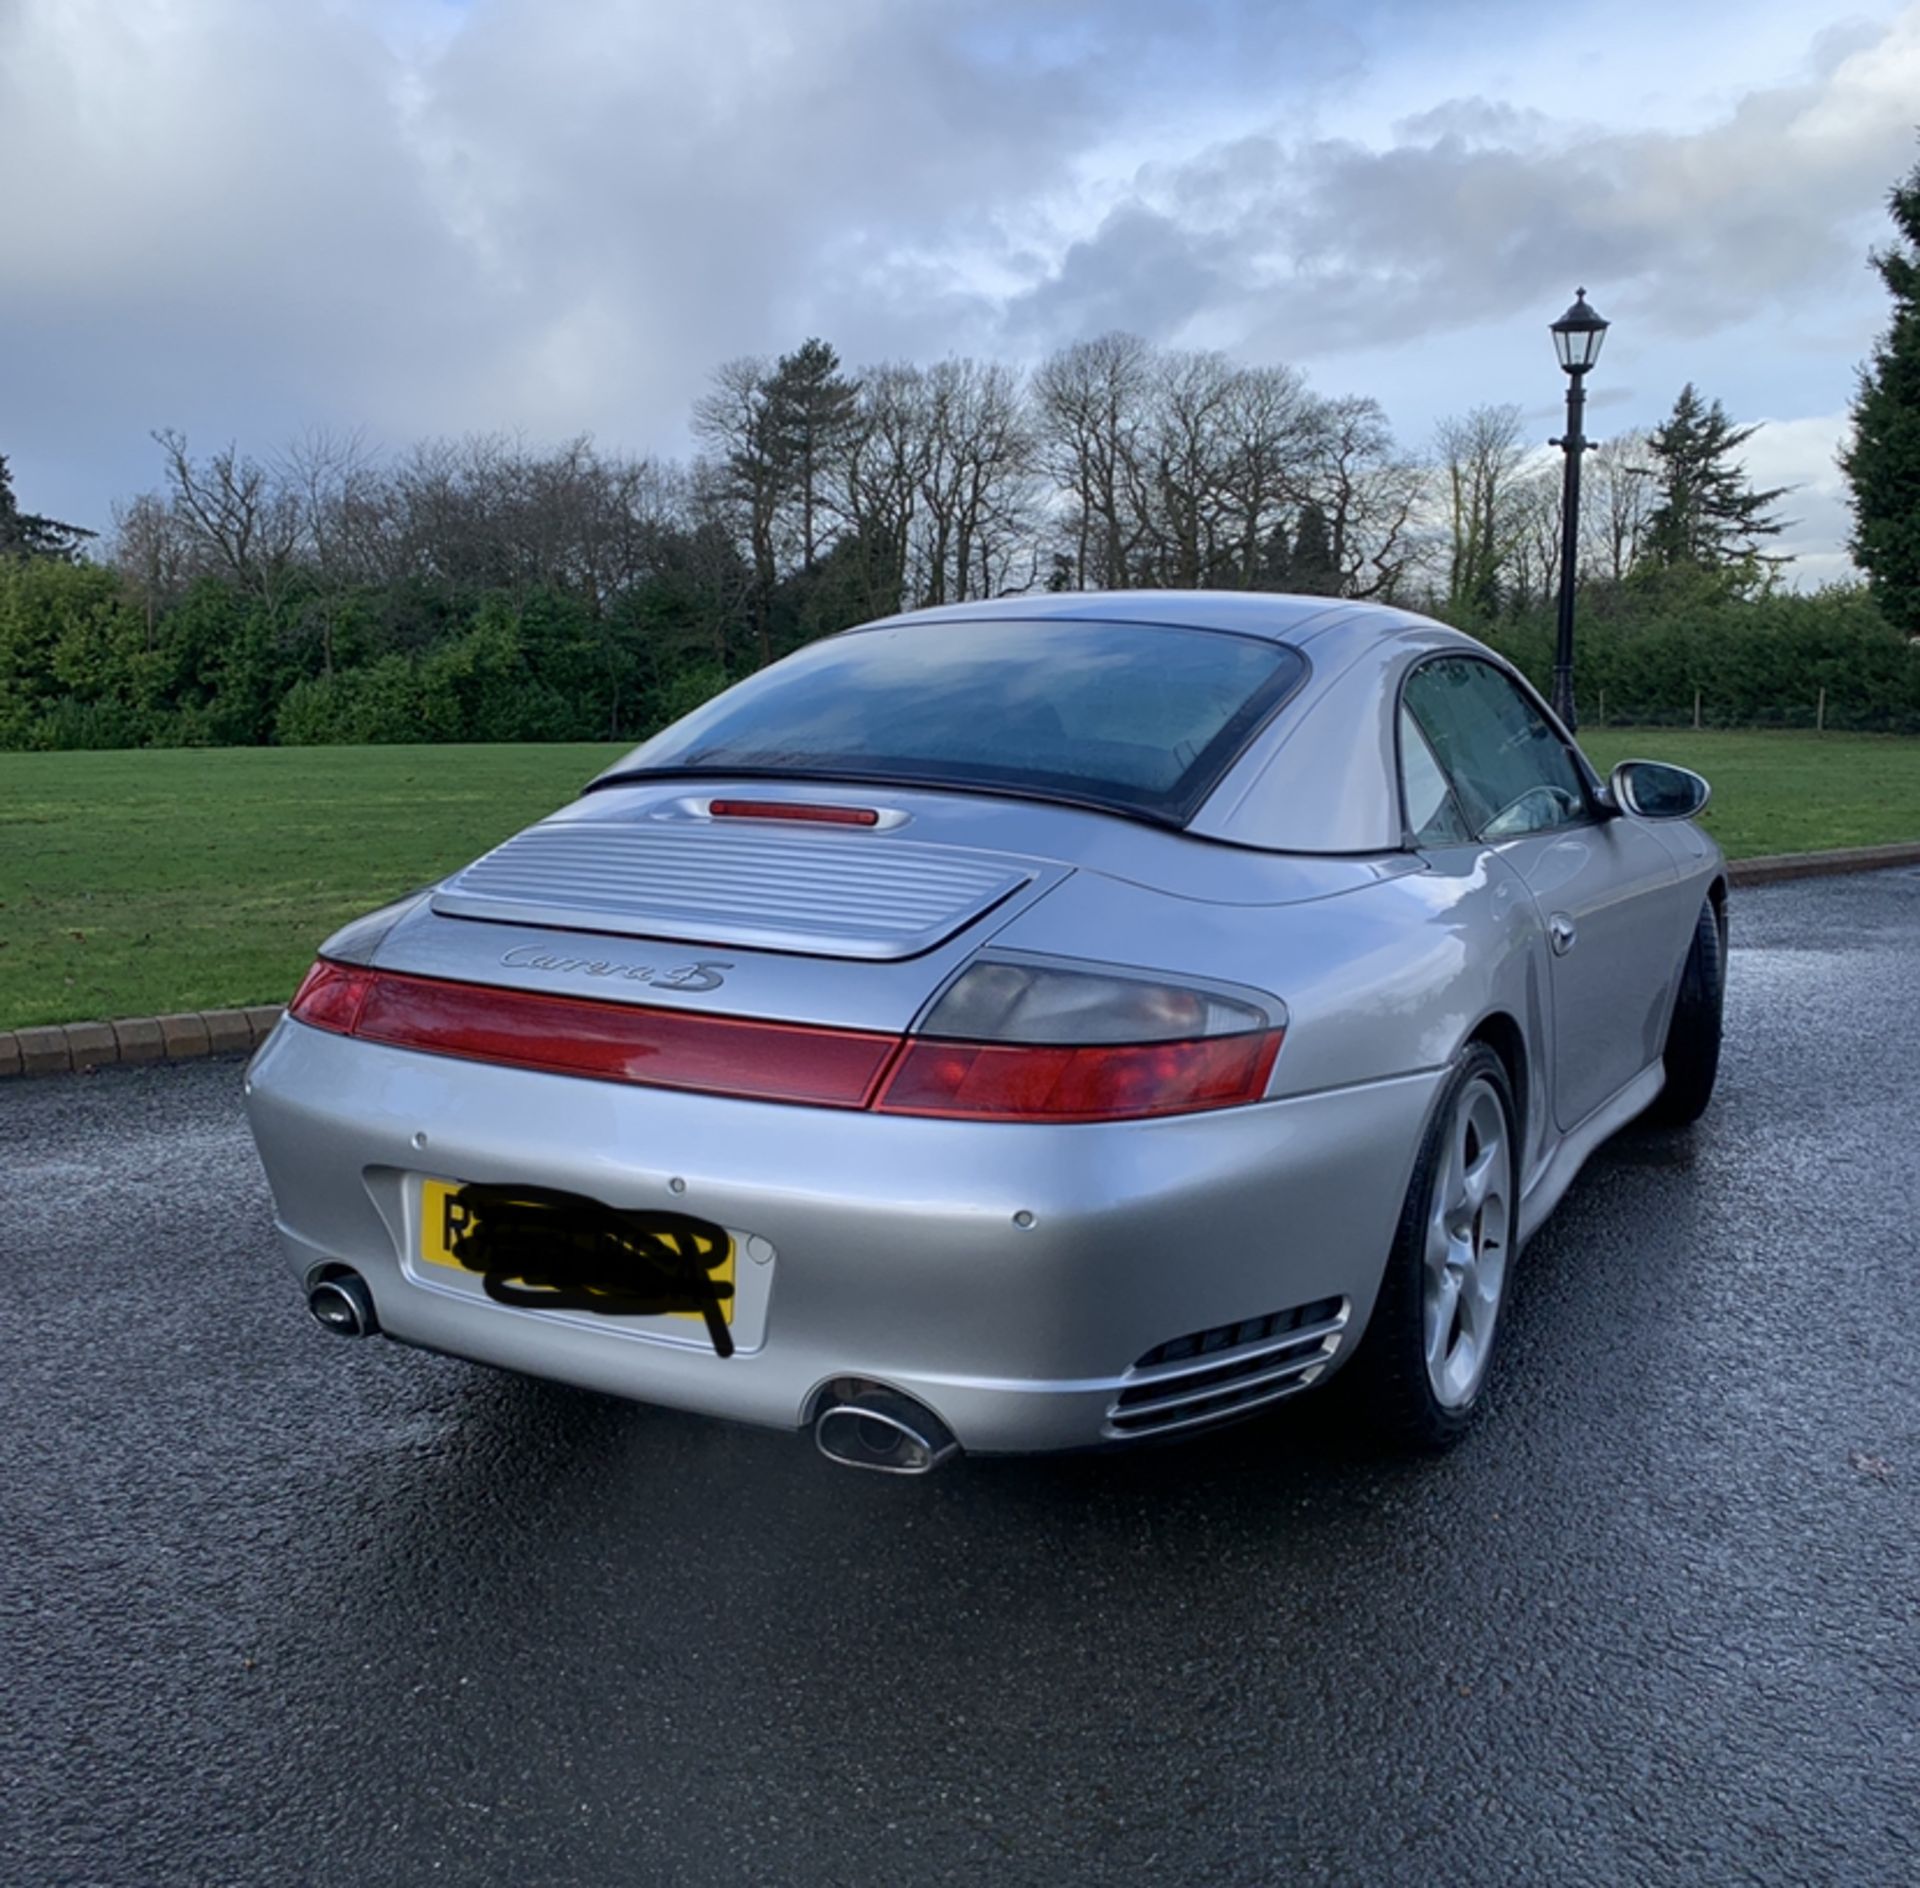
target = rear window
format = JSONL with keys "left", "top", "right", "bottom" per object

{"left": 601, "top": 619, "right": 1309, "bottom": 824}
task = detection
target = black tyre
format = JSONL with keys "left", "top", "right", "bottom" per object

{"left": 1645, "top": 896, "right": 1725, "bottom": 1127}
{"left": 1340, "top": 1042, "right": 1518, "bottom": 1451}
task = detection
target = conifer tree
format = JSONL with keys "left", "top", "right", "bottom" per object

{"left": 1642, "top": 384, "right": 1788, "bottom": 577}
{"left": 0, "top": 453, "right": 90, "bottom": 560}
{"left": 765, "top": 338, "right": 861, "bottom": 573}
{"left": 1289, "top": 499, "right": 1337, "bottom": 594}
{"left": 1253, "top": 518, "right": 1291, "bottom": 590}
{"left": 1840, "top": 149, "right": 1920, "bottom": 634}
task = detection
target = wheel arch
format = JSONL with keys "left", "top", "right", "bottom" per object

{"left": 1464, "top": 1008, "right": 1528, "bottom": 1151}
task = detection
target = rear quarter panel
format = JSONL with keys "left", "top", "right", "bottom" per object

{"left": 983, "top": 855, "right": 1554, "bottom": 1167}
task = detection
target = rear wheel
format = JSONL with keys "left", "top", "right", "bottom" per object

{"left": 1342, "top": 1043, "right": 1517, "bottom": 1450}
{"left": 1645, "top": 896, "right": 1725, "bottom": 1126}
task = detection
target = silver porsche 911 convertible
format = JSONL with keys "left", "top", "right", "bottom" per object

{"left": 245, "top": 591, "right": 1726, "bottom": 1471}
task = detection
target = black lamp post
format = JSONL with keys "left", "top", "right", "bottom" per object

{"left": 1548, "top": 287, "right": 1609, "bottom": 731}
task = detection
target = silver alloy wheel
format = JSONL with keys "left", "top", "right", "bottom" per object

{"left": 1423, "top": 1075, "right": 1512, "bottom": 1409}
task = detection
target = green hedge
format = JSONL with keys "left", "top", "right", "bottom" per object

{"left": 4, "top": 553, "right": 1916, "bottom": 749}
{"left": 1473, "top": 578, "right": 1920, "bottom": 732}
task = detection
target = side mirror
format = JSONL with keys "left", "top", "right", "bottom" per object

{"left": 1609, "top": 759, "right": 1711, "bottom": 822}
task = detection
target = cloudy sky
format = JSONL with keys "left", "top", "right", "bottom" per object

{"left": 3, "top": 0, "right": 1916, "bottom": 583}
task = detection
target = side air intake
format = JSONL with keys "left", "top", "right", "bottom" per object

{"left": 1106, "top": 1297, "right": 1348, "bottom": 1438}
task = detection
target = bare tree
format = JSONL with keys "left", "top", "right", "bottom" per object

{"left": 678, "top": 460, "right": 756, "bottom": 668}
{"left": 1215, "top": 363, "right": 1318, "bottom": 586}
{"left": 1132, "top": 355, "right": 1323, "bottom": 590}
{"left": 947, "top": 361, "right": 1041, "bottom": 600}
{"left": 278, "top": 428, "right": 393, "bottom": 672}
{"left": 1584, "top": 430, "right": 1659, "bottom": 582}
{"left": 386, "top": 433, "right": 525, "bottom": 594}
{"left": 692, "top": 358, "right": 784, "bottom": 660}
{"left": 1504, "top": 467, "right": 1566, "bottom": 614}
{"left": 108, "top": 492, "right": 195, "bottom": 650}
{"left": 152, "top": 428, "right": 302, "bottom": 621}
{"left": 1434, "top": 403, "right": 1527, "bottom": 618}
{"left": 839, "top": 362, "right": 929, "bottom": 618}
{"left": 1032, "top": 333, "right": 1154, "bottom": 588}
{"left": 282, "top": 430, "right": 385, "bottom": 575}
{"left": 598, "top": 451, "right": 694, "bottom": 600}
{"left": 1138, "top": 351, "right": 1237, "bottom": 587}
{"left": 915, "top": 358, "right": 1037, "bottom": 604}
{"left": 1306, "top": 397, "right": 1423, "bottom": 600}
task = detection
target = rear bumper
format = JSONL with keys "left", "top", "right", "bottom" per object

{"left": 244, "top": 1019, "right": 1443, "bottom": 1453}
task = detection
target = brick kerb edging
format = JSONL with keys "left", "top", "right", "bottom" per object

{"left": 1, "top": 1006, "right": 283, "bottom": 1080}
{"left": 4, "top": 841, "right": 1918, "bottom": 1079}
{"left": 1723, "top": 840, "right": 1920, "bottom": 885}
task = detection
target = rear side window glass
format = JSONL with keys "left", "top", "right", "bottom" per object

{"left": 1403, "top": 657, "right": 1588, "bottom": 839}
{"left": 1399, "top": 706, "right": 1472, "bottom": 846}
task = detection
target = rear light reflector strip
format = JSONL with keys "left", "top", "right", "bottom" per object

{"left": 291, "top": 964, "right": 899, "bottom": 1108}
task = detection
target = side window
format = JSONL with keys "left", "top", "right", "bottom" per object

{"left": 1403, "top": 658, "right": 1589, "bottom": 840}
{"left": 1398, "top": 706, "right": 1472, "bottom": 845}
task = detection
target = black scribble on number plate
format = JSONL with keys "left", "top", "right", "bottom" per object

{"left": 442, "top": 1183, "right": 735, "bottom": 1358}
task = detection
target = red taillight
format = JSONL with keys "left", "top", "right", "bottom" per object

{"left": 708, "top": 799, "right": 880, "bottom": 826}
{"left": 873, "top": 1030, "right": 1283, "bottom": 1122}
{"left": 284, "top": 961, "right": 1282, "bottom": 1120}
{"left": 290, "top": 962, "right": 898, "bottom": 1108}
{"left": 288, "top": 960, "right": 374, "bottom": 1034}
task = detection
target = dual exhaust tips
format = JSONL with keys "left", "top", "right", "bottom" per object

{"left": 305, "top": 1270, "right": 959, "bottom": 1475}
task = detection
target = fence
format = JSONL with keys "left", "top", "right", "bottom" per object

{"left": 1581, "top": 687, "right": 1920, "bottom": 734}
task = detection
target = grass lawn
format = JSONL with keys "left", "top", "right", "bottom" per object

{"left": 1, "top": 743, "right": 625, "bottom": 1031}
{"left": 1574, "top": 727, "right": 1920, "bottom": 859}
{"left": 3, "top": 728, "right": 1918, "bottom": 1031}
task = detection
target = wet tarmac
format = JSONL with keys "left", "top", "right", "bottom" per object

{"left": 3, "top": 871, "right": 1916, "bottom": 1885}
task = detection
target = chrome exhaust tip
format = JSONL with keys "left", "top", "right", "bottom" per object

{"left": 814, "top": 1385, "right": 959, "bottom": 1476}
{"left": 306, "top": 1271, "right": 377, "bottom": 1339}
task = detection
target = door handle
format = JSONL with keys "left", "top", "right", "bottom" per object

{"left": 1548, "top": 913, "right": 1577, "bottom": 955}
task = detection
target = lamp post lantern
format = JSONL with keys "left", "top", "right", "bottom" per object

{"left": 1548, "top": 287, "right": 1609, "bottom": 731}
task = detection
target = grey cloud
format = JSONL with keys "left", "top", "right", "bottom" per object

{"left": 1007, "top": 204, "right": 1245, "bottom": 344}
{"left": 1, "top": 0, "right": 1227, "bottom": 524}
{"left": 999, "top": 12, "right": 1920, "bottom": 359}
{"left": 1388, "top": 98, "right": 1555, "bottom": 149}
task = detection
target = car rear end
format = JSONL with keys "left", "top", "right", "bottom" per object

{"left": 244, "top": 612, "right": 1443, "bottom": 1463}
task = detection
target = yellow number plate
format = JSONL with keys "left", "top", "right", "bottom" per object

{"left": 419, "top": 1177, "right": 734, "bottom": 1326}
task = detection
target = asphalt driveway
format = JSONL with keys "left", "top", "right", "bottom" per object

{"left": 2, "top": 871, "right": 1916, "bottom": 1886}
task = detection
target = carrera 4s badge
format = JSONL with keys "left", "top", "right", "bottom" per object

{"left": 499, "top": 947, "right": 733, "bottom": 993}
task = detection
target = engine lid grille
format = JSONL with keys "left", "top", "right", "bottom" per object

{"left": 431, "top": 820, "right": 1036, "bottom": 961}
